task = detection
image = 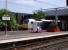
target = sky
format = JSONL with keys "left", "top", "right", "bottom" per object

{"left": 0, "top": 0, "right": 66, "bottom": 13}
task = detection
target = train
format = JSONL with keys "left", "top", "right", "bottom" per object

{"left": 18, "top": 19, "right": 61, "bottom": 31}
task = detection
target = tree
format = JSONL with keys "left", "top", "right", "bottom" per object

{"left": 33, "top": 10, "right": 46, "bottom": 20}
{"left": 0, "top": 9, "right": 17, "bottom": 31}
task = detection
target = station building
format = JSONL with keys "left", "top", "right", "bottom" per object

{"left": 44, "top": 7, "right": 68, "bottom": 31}
{"left": 15, "top": 12, "right": 32, "bottom": 24}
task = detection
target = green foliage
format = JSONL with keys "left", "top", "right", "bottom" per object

{"left": 0, "top": 20, "right": 3, "bottom": 30}
{"left": 49, "top": 22, "right": 57, "bottom": 28}
{"left": 0, "top": 9, "right": 17, "bottom": 31}
{"left": 33, "top": 10, "right": 46, "bottom": 20}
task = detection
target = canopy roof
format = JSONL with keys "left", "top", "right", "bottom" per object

{"left": 44, "top": 7, "right": 68, "bottom": 16}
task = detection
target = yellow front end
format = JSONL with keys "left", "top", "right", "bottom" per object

{"left": 18, "top": 24, "right": 28, "bottom": 30}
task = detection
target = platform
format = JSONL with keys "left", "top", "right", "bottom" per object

{"left": 0, "top": 31, "right": 68, "bottom": 44}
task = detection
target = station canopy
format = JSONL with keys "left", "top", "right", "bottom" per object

{"left": 44, "top": 7, "right": 68, "bottom": 16}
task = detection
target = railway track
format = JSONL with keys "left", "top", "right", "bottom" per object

{"left": 0, "top": 34, "right": 68, "bottom": 50}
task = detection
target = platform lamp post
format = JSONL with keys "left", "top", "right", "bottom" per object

{"left": 55, "top": 8, "right": 58, "bottom": 25}
{"left": 5, "top": 0, "right": 8, "bottom": 35}
{"left": 2, "top": 0, "right": 10, "bottom": 36}
{"left": 66, "top": 0, "right": 68, "bottom": 6}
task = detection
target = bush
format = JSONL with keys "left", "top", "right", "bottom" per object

{"left": 0, "top": 9, "right": 17, "bottom": 31}
{"left": 33, "top": 10, "right": 46, "bottom": 20}
{"left": 49, "top": 22, "right": 57, "bottom": 28}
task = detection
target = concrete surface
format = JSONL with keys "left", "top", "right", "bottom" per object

{"left": 0, "top": 31, "right": 68, "bottom": 44}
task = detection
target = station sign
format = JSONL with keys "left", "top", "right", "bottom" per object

{"left": 2, "top": 16, "right": 10, "bottom": 20}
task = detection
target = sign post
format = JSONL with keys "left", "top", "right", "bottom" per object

{"left": 2, "top": 15, "right": 10, "bottom": 35}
